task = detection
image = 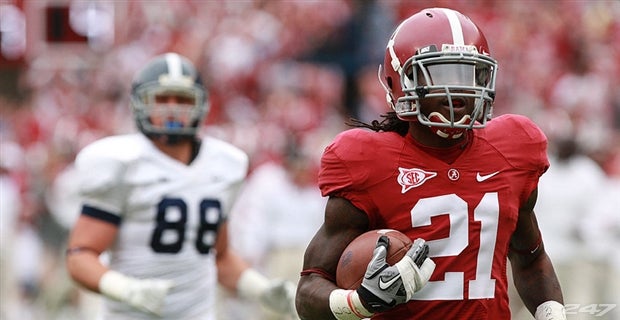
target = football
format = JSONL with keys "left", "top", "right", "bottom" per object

{"left": 336, "top": 229, "right": 412, "bottom": 289}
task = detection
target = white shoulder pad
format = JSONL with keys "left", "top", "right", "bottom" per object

{"left": 75, "top": 134, "right": 146, "bottom": 195}
{"left": 201, "top": 137, "right": 249, "bottom": 181}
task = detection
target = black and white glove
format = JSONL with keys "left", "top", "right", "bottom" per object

{"left": 356, "top": 236, "right": 435, "bottom": 312}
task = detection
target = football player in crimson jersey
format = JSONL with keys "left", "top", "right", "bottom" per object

{"left": 296, "top": 8, "right": 566, "bottom": 320}
{"left": 65, "top": 53, "right": 298, "bottom": 319}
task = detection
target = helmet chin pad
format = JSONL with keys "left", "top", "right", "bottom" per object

{"left": 427, "top": 112, "right": 471, "bottom": 139}
{"left": 430, "top": 127, "right": 466, "bottom": 139}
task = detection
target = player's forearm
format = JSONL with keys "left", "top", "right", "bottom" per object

{"left": 296, "top": 274, "right": 339, "bottom": 320}
{"left": 216, "top": 248, "right": 250, "bottom": 292}
{"left": 510, "top": 251, "right": 563, "bottom": 315}
{"left": 66, "top": 250, "right": 108, "bottom": 292}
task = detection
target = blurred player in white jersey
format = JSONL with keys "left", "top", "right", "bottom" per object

{"left": 65, "top": 52, "right": 298, "bottom": 320}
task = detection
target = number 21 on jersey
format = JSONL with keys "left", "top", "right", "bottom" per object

{"left": 411, "top": 193, "right": 499, "bottom": 300}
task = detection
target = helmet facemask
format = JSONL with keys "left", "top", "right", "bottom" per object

{"left": 132, "top": 83, "right": 207, "bottom": 138}
{"left": 395, "top": 46, "right": 497, "bottom": 138}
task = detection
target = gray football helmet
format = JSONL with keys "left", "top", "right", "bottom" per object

{"left": 130, "top": 52, "right": 208, "bottom": 140}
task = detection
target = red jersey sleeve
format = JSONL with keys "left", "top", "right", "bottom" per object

{"left": 318, "top": 129, "right": 405, "bottom": 222}
{"left": 318, "top": 129, "right": 374, "bottom": 212}
{"left": 485, "top": 114, "right": 549, "bottom": 204}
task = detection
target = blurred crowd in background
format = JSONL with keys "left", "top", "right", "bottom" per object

{"left": 0, "top": 1, "right": 619, "bottom": 319}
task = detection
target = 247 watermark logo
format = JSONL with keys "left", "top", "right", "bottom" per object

{"left": 565, "top": 304, "right": 617, "bottom": 317}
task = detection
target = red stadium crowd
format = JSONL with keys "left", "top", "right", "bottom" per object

{"left": 0, "top": 1, "right": 618, "bottom": 319}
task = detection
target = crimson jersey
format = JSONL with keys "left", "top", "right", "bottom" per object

{"left": 319, "top": 114, "right": 549, "bottom": 320}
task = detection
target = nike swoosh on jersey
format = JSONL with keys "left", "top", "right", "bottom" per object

{"left": 378, "top": 274, "right": 401, "bottom": 290}
{"left": 476, "top": 171, "right": 500, "bottom": 182}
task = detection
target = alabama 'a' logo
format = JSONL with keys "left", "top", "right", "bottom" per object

{"left": 397, "top": 167, "right": 437, "bottom": 193}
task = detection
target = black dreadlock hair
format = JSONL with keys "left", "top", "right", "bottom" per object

{"left": 346, "top": 111, "right": 409, "bottom": 137}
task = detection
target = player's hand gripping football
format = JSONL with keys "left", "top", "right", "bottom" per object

{"left": 99, "top": 270, "right": 174, "bottom": 316}
{"left": 356, "top": 236, "right": 435, "bottom": 312}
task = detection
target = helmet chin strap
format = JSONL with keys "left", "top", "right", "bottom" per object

{"left": 426, "top": 112, "right": 472, "bottom": 139}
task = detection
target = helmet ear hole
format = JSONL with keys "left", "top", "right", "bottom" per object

{"left": 384, "top": 76, "right": 397, "bottom": 109}
{"left": 386, "top": 76, "right": 393, "bottom": 91}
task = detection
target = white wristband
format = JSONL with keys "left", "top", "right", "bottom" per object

{"left": 237, "top": 269, "right": 269, "bottom": 299}
{"left": 99, "top": 270, "right": 133, "bottom": 301}
{"left": 329, "top": 289, "right": 374, "bottom": 320}
{"left": 535, "top": 300, "right": 566, "bottom": 320}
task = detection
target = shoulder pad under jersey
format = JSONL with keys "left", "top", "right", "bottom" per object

{"left": 75, "top": 134, "right": 147, "bottom": 195}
